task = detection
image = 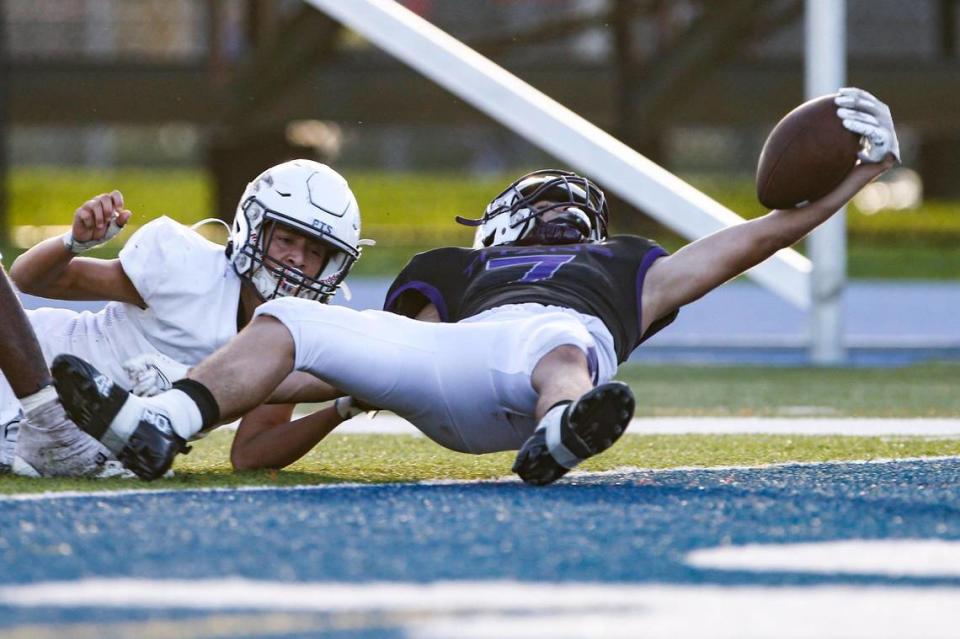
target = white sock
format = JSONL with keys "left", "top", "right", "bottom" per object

{"left": 539, "top": 403, "right": 581, "bottom": 469}
{"left": 113, "top": 389, "right": 204, "bottom": 443}
{"left": 19, "top": 386, "right": 58, "bottom": 419}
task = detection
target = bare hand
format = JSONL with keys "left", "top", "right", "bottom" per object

{"left": 72, "top": 190, "right": 132, "bottom": 243}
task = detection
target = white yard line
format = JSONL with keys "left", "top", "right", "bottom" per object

{"left": 0, "top": 578, "right": 957, "bottom": 639}
{"left": 329, "top": 414, "right": 960, "bottom": 437}
{"left": 688, "top": 539, "right": 960, "bottom": 577}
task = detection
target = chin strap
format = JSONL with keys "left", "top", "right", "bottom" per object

{"left": 335, "top": 238, "right": 376, "bottom": 302}
{"left": 455, "top": 215, "right": 484, "bottom": 227}
{"left": 190, "top": 218, "right": 232, "bottom": 235}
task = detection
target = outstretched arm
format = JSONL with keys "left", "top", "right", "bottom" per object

{"left": 640, "top": 89, "right": 898, "bottom": 335}
{"left": 10, "top": 191, "right": 142, "bottom": 305}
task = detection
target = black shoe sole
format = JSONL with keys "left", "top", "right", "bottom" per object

{"left": 52, "top": 354, "right": 130, "bottom": 454}
{"left": 52, "top": 354, "right": 183, "bottom": 481}
{"left": 514, "top": 381, "right": 635, "bottom": 486}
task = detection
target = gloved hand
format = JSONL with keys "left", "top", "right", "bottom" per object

{"left": 835, "top": 87, "right": 901, "bottom": 164}
{"left": 333, "top": 395, "right": 379, "bottom": 420}
{"left": 122, "top": 353, "right": 190, "bottom": 397}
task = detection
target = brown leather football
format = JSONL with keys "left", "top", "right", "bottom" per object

{"left": 756, "top": 94, "right": 861, "bottom": 209}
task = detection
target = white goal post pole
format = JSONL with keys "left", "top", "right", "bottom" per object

{"left": 805, "top": 0, "right": 847, "bottom": 363}
{"left": 304, "top": 0, "right": 812, "bottom": 308}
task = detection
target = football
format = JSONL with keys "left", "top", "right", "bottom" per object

{"left": 755, "top": 94, "right": 861, "bottom": 209}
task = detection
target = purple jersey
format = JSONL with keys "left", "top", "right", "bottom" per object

{"left": 384, "top": 236, "right": 677, "bottom": 363}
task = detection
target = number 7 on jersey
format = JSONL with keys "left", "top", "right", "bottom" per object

{"left": 486, "top": 254, "right": 575, "bottom": 283}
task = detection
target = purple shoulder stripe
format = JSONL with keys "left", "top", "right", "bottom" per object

{"left": 384, "top": 281, "right": 449, "bottom": 322}
{"left": 586, "top": 346, "right": 599, "bottom": 385}
{"left": 634, "top": 246, "right": 668, "bottom": 343}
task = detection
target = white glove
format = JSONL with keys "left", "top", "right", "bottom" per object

{"left": 122, "top": 353, "right": 190, "bottom": 397}
{"left": 63, "top": 216, "right": 126, "bottom": 254}
{"left": 835, "top": 87, "right": 900, "bottom": 164}
{"left": 334, "top": 396, "right": 377, "bottom": 420}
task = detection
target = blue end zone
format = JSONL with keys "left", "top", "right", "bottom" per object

{"left": 2, "top": 458, "right": 959, "bottom": 634}
{"left": 2, "top": 459, "right": 959, "bottom": 585}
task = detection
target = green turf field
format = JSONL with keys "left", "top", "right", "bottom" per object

{"left": 620, "top": 362, "right": 960, "bottom": 418}
{"left": 2, "top": 363, "right": 957, "bottom": 494}
{"left": 3, "top": 431, "right": 960, "bottom": 495}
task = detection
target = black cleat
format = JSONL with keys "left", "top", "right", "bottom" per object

{"left": 52, "top": 354, "right": 186, "bottom": 481}
{"left": 513, "top": 381, "right": 635, "bottom": 486}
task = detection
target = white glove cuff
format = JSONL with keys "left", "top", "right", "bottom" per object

{"left": 63, "top": 230, "right": 111, "bottom": 254}
{"left": 62, "top": 231, "right": 89, "bottom": 254}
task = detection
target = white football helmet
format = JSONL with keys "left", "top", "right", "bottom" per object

{"left": 228, "top": 160, "right": 362, "bottom": 302}
{"left": 456, "top": 169, "right": 609, "bottom": 248}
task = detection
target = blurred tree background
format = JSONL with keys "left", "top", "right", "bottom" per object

{"left": 0, "top": 0, "right": 957, "bottom": 277}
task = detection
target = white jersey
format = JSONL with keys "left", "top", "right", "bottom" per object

{"left": 0, "top": 217, "right": 241, "bottom": 425}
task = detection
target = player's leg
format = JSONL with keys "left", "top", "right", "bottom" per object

{"left": 448, "top": 306, "right": 633, "bottom": 484}
{"left": 178, "top": 315, "right": 296, "bottom": 421}
{"left": 492, "top": 312, "right": 634, "bottom": 485}
{"left": 51, "top": 314, "right": 295, "bottom": 480}
{"left": 53, "top": 298, "right": 453, "bottom": 480}
{"left": 0, "top": 266, "right": 51, "bottom": 396}
{"left": 0, "top": 267, "right": 121, "bottom": 477}
{"left": 511, "top": 324, "right": 634, "bottom": 486}
{"left": 530, "top": 345, "right": 593, "bottom": 420}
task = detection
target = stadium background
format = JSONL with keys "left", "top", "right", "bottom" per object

{"left": 1, "top": 0, "right": 958, "bottom": 279}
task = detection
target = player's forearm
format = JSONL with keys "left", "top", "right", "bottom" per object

{"left": 642, "top": 159, "right": 893, "bottom": 322}
{"left": 740, "top": 158, "right": 894, "bottom": 261}
{"left": 230, "top": 406, "right": 343, "bottom": 470}
{"left": 768, "top": 158, "right": 893, "bottom": 234}
{"left": 9, "top": 235, "right": 77, "bottom": 296}
{"left": 265, "top": 371, "right": 342, "bottom": 405}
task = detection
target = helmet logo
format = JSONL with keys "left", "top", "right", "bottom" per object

{"left": 311, "top": 219, "right": 333, "bottom": 235}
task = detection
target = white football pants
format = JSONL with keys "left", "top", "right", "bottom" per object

{"left": 255, "top": 300, "right": 617, "bottom": 454}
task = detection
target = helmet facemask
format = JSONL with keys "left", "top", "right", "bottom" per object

{"left": 228, "top": 160, "right": 364, "bottom": 304}
{"left": 457, "top": 169, "right": 609, "bottom": 248}
{"left": 233, "top": 198, "right": 359, "bottom": 303}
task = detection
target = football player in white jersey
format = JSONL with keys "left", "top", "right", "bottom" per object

{"left": 0, "top": 159, "right": 366, "bottom": 477}
{"left": 52, "top": 89, "right": 900, "bottom": 484}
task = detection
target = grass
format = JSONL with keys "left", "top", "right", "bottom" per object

{"left": 618, "top": 362, "right": 960, "bottom": 418}
{"left": 2, "top": 362, "right": 957, "bottom": 495}
{"left": 4, "top": 167, "right": 960, "bottom": 279}
{"left": 2, "top": 431, "right": 959, "bottom": 495}
{"left": 847, "top": 243, "right": 960, "bottom": 280}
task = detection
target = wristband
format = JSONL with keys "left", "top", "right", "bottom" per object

{"left": 62, "top": 217, "right": 125, "bottom": 254}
